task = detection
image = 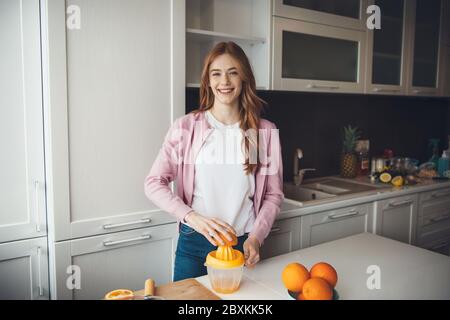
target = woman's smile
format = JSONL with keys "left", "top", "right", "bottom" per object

{"left": 217, "top": 87, "right": 235, "bottom": 94}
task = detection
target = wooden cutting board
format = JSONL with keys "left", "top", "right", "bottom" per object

{"left": 134, "top": 278, "right": 221, "bottom": 300}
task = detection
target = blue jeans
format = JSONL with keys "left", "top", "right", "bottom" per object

{"left": 173, "top": 223, "right": 247, "bottom": 282}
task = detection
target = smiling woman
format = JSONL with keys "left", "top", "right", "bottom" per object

{"left": 144, "top": 42, "right": 284, "bottom": 282}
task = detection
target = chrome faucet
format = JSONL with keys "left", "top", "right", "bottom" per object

{"left": 293, "top": 148, "right": 316, "bottom": 185}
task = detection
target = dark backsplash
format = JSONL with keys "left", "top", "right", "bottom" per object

{"left": 186, "top": 88, "right": 450, "bottom": 182}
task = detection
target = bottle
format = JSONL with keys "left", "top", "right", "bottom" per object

{"left": 356, "top": 140, "right": 370, "bottom": 176}
{"left": 428, "top": 138, "right": 440, "bottom": 170}
{"left": 437, "top": 150, "right": 449, "bottom": 177}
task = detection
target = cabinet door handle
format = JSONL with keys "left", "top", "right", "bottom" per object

{"left": 431, "top": 191, "right": 450, "bottom": 199}
{"left": 306, "top": 83, "right": 340, "bottom": 90}
{"left": 328, "top": 209, "right": 359, "bottom": 219}
{"left": 34, "top": 181, "right": 41, "bottom": 232}
{"left": 103, "top": 234, "right": 151, "bottom": 247}
{"left": 412, "top": 89, "right": 435, "bottom": 95}
{"left": 388, "top": 200, "right": 412, "bottom": 207}
{"left": 103, "top": 218, "right": 152, "bottom": 230}
{"left": 270, "top": 227, "right": 281, "bottom": 233}
{"left": 37, "top": 247, "right": 43, "bottom": 296}
{"left": 430, "top": 214, "right": 450, "bottom": 223}
{"left": 431, "top": 242, "right": 448, "bottom": 250}
{"left": 373, "top": 88, "right": 399, "bottom": 93}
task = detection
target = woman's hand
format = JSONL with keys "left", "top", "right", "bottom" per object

{"left": 243, "top": 236, "right": 260, "bottom": 268}
{"left": 184, "top": 211, "right": 236, "bottom": 246}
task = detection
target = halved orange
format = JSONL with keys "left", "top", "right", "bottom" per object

{"left": 104, "top": 289, "right": 134, "bottom": 300}
{"left": 217, "top": 231, "right": 238, "bottom": 247}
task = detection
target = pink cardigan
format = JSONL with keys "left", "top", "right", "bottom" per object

{"left": 144, "top": 110, "right": 284, "bottom": 245}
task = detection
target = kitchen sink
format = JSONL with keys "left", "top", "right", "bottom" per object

{"left": 301, "top": 181, "right": 349, "bottom": 194}
{"left": 283, "top": 184, "right": 337, "bottom": 202}
{"left": 284, "top": 176, "right": 383, "bottom": 204}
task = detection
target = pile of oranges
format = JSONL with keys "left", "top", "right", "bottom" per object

{"left": 281, "top": 262, "right": 338, "bottom": 300}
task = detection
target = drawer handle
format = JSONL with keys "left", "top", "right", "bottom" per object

{"left": 34, "top": 181, "right": 41, "bottom": 232}
{"left": 37, "top": 247, "right": 43, "bottom": 296}
{"left": 270, "top": 227, "right": 282, "bottom": 233}
{"left": 306, "top": 83, "right": 340, "bottom": 90}
{"left": 430, "top": 214, "right": 450, "bottom": 223}
{"left": 103, "top": 234, "right": 151, "bottom": 247}
{"left": 373, "top": 88, "right": 399, "bottom": 93}
{"left": 431, "top": 242, "right": 448, "bottom": 250}
{"left": 328, "top": 209, "right": 359, "bottom": 219}
{"left": 103, "top": 218, "right": 152, "bottom": 230}
{"left": 431, "top": 191, "right": 450, "bottom": 198}
{"left": 388, "top": 200, "right": 412, "bottom": 207}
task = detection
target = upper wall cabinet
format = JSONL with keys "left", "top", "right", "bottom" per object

{"left": 406, "top": 0, "right": 445, "bottom": 96}
{"left": 365, "top": 0, "right": 409, "bottom": 95}
{"left": 272, "top": 16, "right": 366, "bottom": 93}
{"left": 186, "top": 0, "right": 270, "bottom": 89}
{"left": 273, "top": 0, "right": 369, "bottom": 31}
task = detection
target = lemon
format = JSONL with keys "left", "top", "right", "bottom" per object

{"left": 391, "top": 176, "right": 404, "bottom": 187}
{"left": 379, "top": 172, "right": 392, "bottom": 183}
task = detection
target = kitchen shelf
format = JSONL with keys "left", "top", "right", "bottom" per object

{"left": 187, "top": 28, "right": 266, "bottom": 45}
{"left": 186, "top": 0, "right": 271, "bottom": 89}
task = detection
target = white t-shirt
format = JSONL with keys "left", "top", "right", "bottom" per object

{"left": 186, "top": 110, "right": 255, "bottom": 236}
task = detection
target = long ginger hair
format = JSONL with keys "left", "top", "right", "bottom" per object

{"left": 192, "top": 42, "right": 266, "bottom": 175}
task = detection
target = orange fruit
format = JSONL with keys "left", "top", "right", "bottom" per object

{"left": 281, "top": 263, "right": 310, "bottom": 292}
{"left": 104, "top": 289, "right": 134, "bottom": 300}
{"left": 217, "top": 231, "right": 238, "bottom": 246}
{"left": 297, "top": 292, "right": 306, "bottom": 300}
{"left": 310, "top": 262, "right": 338, "bottom": 288}
{"left": 302, "top": 278, "right": 333, "bottom": 300}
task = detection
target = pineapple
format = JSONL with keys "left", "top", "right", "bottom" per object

{"left": 340, "top": 125, "right": 361, "bottom": 178}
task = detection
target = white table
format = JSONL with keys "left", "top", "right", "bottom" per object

{"left": 196, "top": 233, "right": 450, "bottom": 300}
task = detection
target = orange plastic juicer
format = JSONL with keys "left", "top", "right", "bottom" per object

{"left": 204, "top": 232, "right": 244, "bottom": 294}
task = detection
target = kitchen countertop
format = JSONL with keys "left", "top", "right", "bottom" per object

{"left": 196, "top": 233, "right": 450, "bottom": 300}
{"left": 278, "top": 175, "right": 450, "bottom": 219}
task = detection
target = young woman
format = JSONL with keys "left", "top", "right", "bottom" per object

{"left": 145, "top": 42, "right": 284, "bottom": 281}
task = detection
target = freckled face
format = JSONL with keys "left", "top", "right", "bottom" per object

{"left": 209, "top": 54, "right": 243, "bottom": 107}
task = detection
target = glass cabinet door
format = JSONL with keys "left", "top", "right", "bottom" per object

{"left": 273, "top": 17, "right": 366, "bottom": 93}
{"left": 283, "top": 0, "right": 360, "bottom": 19}
{"left": 411, "top": 0, "right": 442, "bottom": 89}
{"left": 371, "top": 0, "right": 405, "bottom": 86}
{"left": 282, "top": 31, "right": 359, "bottom": 82}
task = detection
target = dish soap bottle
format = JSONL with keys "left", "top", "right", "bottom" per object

{"left": 438, "top": 150, "right": 449, "bottom": 177}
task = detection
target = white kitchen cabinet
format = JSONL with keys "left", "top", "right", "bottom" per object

{"left": 43, "top": 0, "right": 184, "bottom": 241}
{"left": 0, "top": 0, "right": 47, "bottom": 243}
{"left": 186, "top": 0, "right": 271, "bottom": 89}
{"left": 406, "top": 0, "right": 446, "bottom": 96}
{"left": 0, "top": 237, "right": 49, "bottom": 300}
{"left": 300, "top": 203, "right": 373, "bottom": 248}
{"left": 272, "top": 16, "right": 366, "bottom": 93}
{"left": 416, "top": 188, "right": 450, "bottom": 254}
{"left": 365, "top": 0, "right": 410, "bottom": 95}
{"left": 273, "top": 0, "right": 368, "bottom": 31}
{"left": 260, "top": 216, "right": 301, "bottom": 260}
{"left": 53, "top": 223, "right": 178, "bottom": 300}
{"left": 374, "top": 193, "right": 419, "bottom": 245}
